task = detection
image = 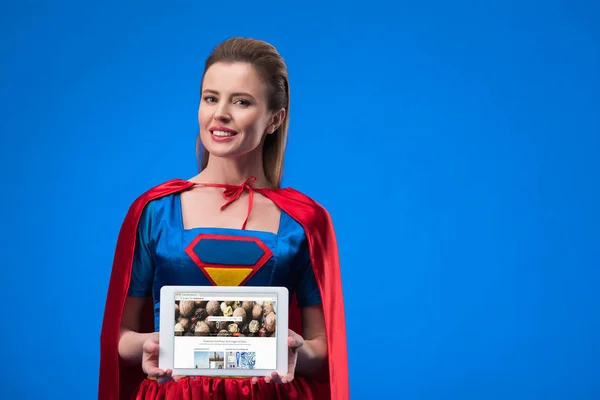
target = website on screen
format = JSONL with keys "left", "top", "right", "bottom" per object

{"left": 173, "top": 292, "right": 278, "bottom": 370}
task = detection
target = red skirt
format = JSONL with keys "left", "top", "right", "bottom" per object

{"left": 135, "top": 376, "right": 318, "bottom": 400}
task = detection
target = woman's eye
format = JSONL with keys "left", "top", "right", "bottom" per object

{"left": 235, "top": 99, "right": 250, "bottom": 106}
{"left": 204, "top": 96, "right": 217, "bottom": 103}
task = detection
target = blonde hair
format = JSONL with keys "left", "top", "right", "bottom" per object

{"left": 196, "top": 37, "right": 290, "bottom": 187}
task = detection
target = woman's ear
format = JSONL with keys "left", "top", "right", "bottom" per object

{"left": 268, "top": 108, "right": 286, "bottom": 134}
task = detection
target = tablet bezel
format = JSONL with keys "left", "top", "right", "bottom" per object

{"left": 159, "top": 285, "right": 289, "bottom": 377}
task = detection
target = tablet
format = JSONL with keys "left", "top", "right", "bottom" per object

{"left": 159, "top": 285, "right": 288, "bottom": 377}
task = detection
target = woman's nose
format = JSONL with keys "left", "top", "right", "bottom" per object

{"left": 214, "top": 105, "right": 231, "bottom": 122}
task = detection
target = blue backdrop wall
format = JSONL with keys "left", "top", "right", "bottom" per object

{"left": 1, "top": 1, "right": 599, "bottom": 399}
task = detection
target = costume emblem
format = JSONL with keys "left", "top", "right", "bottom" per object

{"left": 184, "top": 234, "right": 273, "bottom": 286}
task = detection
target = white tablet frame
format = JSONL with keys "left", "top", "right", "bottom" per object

{"left": 159, "top": 285, "right": 289, "bottom": 377}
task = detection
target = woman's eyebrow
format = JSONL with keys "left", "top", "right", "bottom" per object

{"left": 202, "top": 89, "right": 255, "bottom": 99}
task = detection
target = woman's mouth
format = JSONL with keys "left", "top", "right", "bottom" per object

{"left": 210, "top": 127, "right": 239, "bottom": 142}
{"left": 212, "top": 130, "right": 237, "bottom": 137}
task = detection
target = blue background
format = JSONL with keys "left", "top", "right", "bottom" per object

{"left": 2, "top": 1, "right": 599, "bottom": 399}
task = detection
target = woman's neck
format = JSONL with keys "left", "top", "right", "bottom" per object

{"left": 192, "top": 154, "right": 272, "bottom": 188}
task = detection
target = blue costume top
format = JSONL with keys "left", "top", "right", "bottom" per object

{"left": 127, "top": 193, "right": 322, "bottom": 330}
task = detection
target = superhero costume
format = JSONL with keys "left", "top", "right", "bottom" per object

{"left": 99, "top": 178, "right": 349, "bottom": 400}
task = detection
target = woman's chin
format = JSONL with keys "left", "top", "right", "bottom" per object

{"left": 202, "top": 142, "right": 262, "bottom": 161}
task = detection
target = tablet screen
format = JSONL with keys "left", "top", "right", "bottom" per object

{"left": 173, "top": 291, "right": 278, "bottom": 371}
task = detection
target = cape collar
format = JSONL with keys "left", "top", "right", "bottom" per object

{"left": 191, "top": 176, "right": 261, "bottom": 230}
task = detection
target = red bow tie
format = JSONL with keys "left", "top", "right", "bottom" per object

{"left": 199, "top": 176, "right": 258, "bottom": 230}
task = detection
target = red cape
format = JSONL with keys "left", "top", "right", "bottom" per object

{"left": 99, "top": 179, "right": 349, "bottom": 400}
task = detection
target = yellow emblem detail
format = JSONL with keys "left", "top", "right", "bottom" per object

{"left": 204, "top": 267, "right": 254, "bottom": 286}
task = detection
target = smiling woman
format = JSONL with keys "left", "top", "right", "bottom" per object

{"left": 98, "top": 37, "right": 349, "bottom": 400}
{"left": 196, "top": 40, "right": 290, "bottom": 188}
{"left": 198, "top": 61, "right": 286, "bottom": 183}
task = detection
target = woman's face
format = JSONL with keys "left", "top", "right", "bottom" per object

{"left": 198, "top": 62, "right": 278, "bottom": 160}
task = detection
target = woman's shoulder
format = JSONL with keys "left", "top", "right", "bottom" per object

{"left": 122, "top": 178, "right": 190, "bottom": 219}
{"left": 128, "top": 178, "right": 190, "bottom": 203}
{"left": 264, "top": 186, "right": 335, "bottom": 234}
{"left": 267, "top": 187, "right": 331, "bottom": 217}
{"left": 137, "top": 178, "right": 192, "bottom": 199}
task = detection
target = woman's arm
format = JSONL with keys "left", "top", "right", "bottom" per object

{"left": 295, "top": 304, "right": 328, "bottom": 375}
{"left": 118, "top": 296, "right": 154, "bottom": 364}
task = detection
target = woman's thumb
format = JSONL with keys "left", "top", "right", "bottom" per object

{"left": 143, "top": 337, "right": 159, "bottom": 353}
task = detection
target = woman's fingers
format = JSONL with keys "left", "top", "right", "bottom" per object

{"left": 265, "top": 372, "right": 285, "bottom": 384}
{"left": 145, "top": 366, "right": 164, "bottom": 377}
{"left": 156, "top": 369, "right": 173, "bottom": 384}
{"left": 272, "top": 372, "right": 283, "bottom": 384}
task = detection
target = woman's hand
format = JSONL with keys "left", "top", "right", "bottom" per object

{"left": 141, "top": 332, "right": 174, "bottom": 384}
{"left": 252, "top": 329, "right": 304, "bottom": 385}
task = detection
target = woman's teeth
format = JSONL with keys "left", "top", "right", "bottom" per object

{"left": 212, "top": 130, "right": 236, "bottom": 137}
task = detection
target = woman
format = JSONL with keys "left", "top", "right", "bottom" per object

{"left": 99, "top": 37, "right": 348, "bottom": 400}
